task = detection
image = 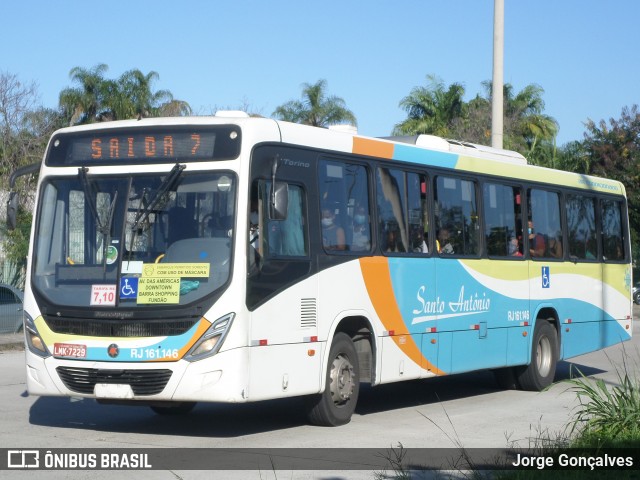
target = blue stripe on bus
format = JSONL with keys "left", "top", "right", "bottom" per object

{"left": 393, "top": 144, "right": 458, "bottom": 168}
{"left": 384, "top": 257, "right": 630, "bottom": 373}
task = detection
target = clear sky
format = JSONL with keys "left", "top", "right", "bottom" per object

{"left": 2, "top": 0, "right": 639, "bottom": 146}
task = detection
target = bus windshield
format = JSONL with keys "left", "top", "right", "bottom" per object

{"left": 32, "top": 169, "right": 236, "bottom": 309}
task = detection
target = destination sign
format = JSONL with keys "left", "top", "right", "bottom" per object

{"left": 47, "top": 126, "right": 241, "bottom": 166}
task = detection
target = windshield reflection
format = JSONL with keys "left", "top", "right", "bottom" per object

{"left": 33, "top": 171, "right": 236, "bottom": 309}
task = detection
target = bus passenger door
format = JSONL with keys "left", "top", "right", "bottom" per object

{"left": 246, "top": 180, "right": 320, "bottom": 400}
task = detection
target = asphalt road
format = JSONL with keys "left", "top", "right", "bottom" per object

{"left": 1, "top": 309, "right": 638, "bottom": 479}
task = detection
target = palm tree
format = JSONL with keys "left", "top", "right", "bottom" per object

{"left": 273, "top": 79, "right": 357, "bottom": 127}
{"left": 59, "top": 65, "right": 192, "bottom": 125}
{"left": 393, "top": 75, "right": 466, "bottom": 137}
{"left": 502, "top": 83, "right": 558, "bottom": 156}
{"left": 59, "top": 64, "right": 109, "bottom": 125}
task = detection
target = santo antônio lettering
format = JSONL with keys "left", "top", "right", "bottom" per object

{"left": 90, "top": 133, "right": 202, "bottom": 160}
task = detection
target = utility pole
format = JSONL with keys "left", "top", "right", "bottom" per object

{"left": 491, "top": 0, "right": 504, "bottom": 149}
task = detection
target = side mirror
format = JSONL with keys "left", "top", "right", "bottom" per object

{"left": 269, "top": 182, "right": 288, "bottom": 220}
{"left": 6, "top": 191, "right": 18, "bottom": 231}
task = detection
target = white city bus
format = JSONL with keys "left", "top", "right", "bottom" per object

{"left": 8, "top": 113, "right": 633, "bottom": 426}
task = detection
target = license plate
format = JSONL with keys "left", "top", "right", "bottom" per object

{"left": 53, "top": 343, "right": 87, "bottom": 358}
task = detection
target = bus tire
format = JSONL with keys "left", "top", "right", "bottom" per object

{"left": 150, "top": 402, "right": 196, "bottom": 415}
{"left": 492, "top": 367, "right": 518, "bottom": 390}
{"left": 516, "top": 320, "right": 558, "bottom": 391}
{"left": 305, "top": 332, "right": 360, "bottom": 426}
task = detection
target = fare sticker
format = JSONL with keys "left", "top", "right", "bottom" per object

{"left": 137, "top": 277, "right": 180, "bottom": 304}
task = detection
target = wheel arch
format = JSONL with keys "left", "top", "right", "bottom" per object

{"left": 533, "top": 306, "right": 561, "bottom": 358}
{"left": 328, "top": 314, "right": 376, "bottom": 385}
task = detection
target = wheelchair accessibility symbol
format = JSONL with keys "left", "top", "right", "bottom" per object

{"left": 541, "top": 266, "right": 550, "bottom": 288}
{"left": 120, "top": 277, "right": 139, "bottom": 299}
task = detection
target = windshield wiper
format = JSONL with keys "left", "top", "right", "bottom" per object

{"left": 130, "top": 163, "right": 186, "bottom": 233}
{"left": 79, "top": 167, "right": 118, "bottom": 271}
{"left": 127, "top": 163, "right": 185, "bottom": 259}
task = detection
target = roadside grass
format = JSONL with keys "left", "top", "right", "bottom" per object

{"left": 375, "top": 351, "right": 640, "bottom": 479}
{"left": 497, "top": 355, "right": 640, "bottom": 479}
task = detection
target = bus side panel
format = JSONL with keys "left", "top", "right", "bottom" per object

{"left": 380, "top": 335, "right": 423, "bottom": 383}
{"left": 506, "top": 325, "right": 530, "bottom": 365}
{"left": 248, "top": 274, "right": 323, "bottom": 400}
{"left": 435, "top": 259, "right": 529, "bottom": 374}
{"left": 361, "top": 257, "right": 531, "bottom": 376}
{"left": 247, "top": 342, "right": 323, "bottom": 401}
{"left": 561, "top": 321, "right": 602, "bottom": 359}
{"left": 602, "top": 262, "right": 633, "bottom": 343}
{"left": 420, "top": 331, "right": 439, "bottom": 376}
{"left": 449, "top": 327, "right": 508, "bottom": 373}
{"left": 529, "top": 262, "right": 631, "bottom": 359}
{"left": 558, "top": 318, "right": 630, "bottom": 360}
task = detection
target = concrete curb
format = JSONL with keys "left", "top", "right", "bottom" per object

{"left": 0, "top": 333, "right": 25, "bottom": 352}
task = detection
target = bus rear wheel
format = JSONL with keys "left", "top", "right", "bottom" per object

{"left": 305, "top": 332, "right": 360, "bottom": 426}
{"left": 517, "top": 320, "right": 558, "bottom": 391}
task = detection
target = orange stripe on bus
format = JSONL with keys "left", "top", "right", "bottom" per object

{"left": 151, "top": 318, "right": 211, "bottom": 362}
{"left": 359, "top": 257, "right": 442, "bottom": 375}
{"left": 352, "top": 137, "right": 395, "bottom": 159}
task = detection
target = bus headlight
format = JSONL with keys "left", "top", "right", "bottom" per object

{"left": 25, "top": 313, "right": 51, "bottom": 358}
{"left": 185, "top": 313, "right": 234, "bottom": 362}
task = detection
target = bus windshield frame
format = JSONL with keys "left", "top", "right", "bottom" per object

{"left": 32, "top": 169, "right": 237, "bottom": 311}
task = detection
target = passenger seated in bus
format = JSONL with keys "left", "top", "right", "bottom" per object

{"left": 412, "top": 229, "right": 428, "bottom": 253}
{"left": 509, "top": 236, "right": 523, "bottom": 256}
{"left": 528, "top": 221, "right": 545, "bottom": 257}
{"left": 548, "top": 234, "right": 563, "bottom": 258}
{"left": 437, "top": 228, "right": 454, "bottom": 254}
{"left": 585, "top": 238, "right": 597, "bottom": 259}
{"left": 385, "top": 229, "right": 402, "bottom": 252}
{"left": 350, "top": 206, "right": 370, "bottom": 251}
{"left": 321, "top": 208, "right": 346, "bottom": 251}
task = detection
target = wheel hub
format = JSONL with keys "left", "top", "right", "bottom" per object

{"left": 329, "top": 353, "right": 355, "bottom": 405}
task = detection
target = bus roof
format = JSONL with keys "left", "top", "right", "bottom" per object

{"left": 46, "top": 115, "right": 625, "bottom": 197}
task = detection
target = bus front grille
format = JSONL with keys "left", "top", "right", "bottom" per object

{"left": 44, "top": 316, "right": 198, "bottom": 337}
{"left": 56, "top": 367, "right": 173, "bottom": 395}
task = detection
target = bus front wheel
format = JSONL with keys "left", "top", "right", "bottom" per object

{"left": 305, "top": 332, "right": 360, "bottom": 426}
{"left": 517, "top": 320, "right": 558, "bottom": 391}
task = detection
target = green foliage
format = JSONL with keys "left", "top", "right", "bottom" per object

{"left": 58, "top": 64, "right": 191, "bottom": 125}
{"left": 272, "top": 79, "right": 357, "bottom": 127}
{"left": 0, "top": 72, "right": 62, "bottom": 190}
{"left": 394, "top": 76, "right": 559, "bottom": 167}
{"left": 580, "top": 105, "right": 640, "bottom": 248}
{"left": 4, "top": 207, "right": 32, "bottom": 265}
{"left": 1, "top": 206, "right": 31, "bottom": 287}
{"left": 394, "top": 74, "right": 466, "bottom": 137}
{"left": 566, "top": 365, "right": 640, "bottom": 441}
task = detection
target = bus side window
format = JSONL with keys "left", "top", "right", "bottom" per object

{"left": 408, "top": 173, "right": 429, "bottom": 254}
{"left": 602, "top": 199, "right": 625, "bottom": 261}
{"left": 566, "top": 194, "right": 596, "bottom": 260}
{"left": 483, "top": 183, "right": 522, "bottom": 257}
{"left": 319, "top": 159, "right": 370, "bottom": 253}
{"left": 377, "top": 167, "right": 407, "bottom": 253}
{"left": 260, "top": 181, "right": 308, "bottom": 257}
{"left": 528, "top": 188, "right": 562, "bottom": 259}
{"left": 434, "top": 175, "right": 480, "bottom": 256}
